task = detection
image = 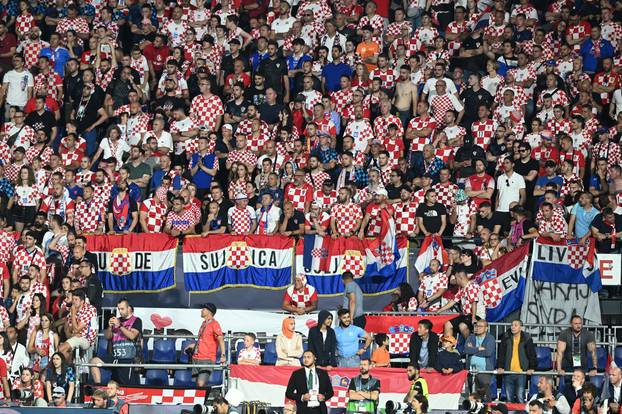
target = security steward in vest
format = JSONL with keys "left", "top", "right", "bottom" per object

{"left": 347, "top": 358, "right": 380, "bottom": 414}
{"left": 404, "top": 363, "right": 429, "bottom": 404}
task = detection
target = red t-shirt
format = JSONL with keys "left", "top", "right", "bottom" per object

{"left": 24, "top": 96, "right": 60, "bottom": 114}
{"left": 194, "top": 319, "right": 223, "bottom": 361}
{"left": 143, "top": 44, "right": 171, "bottom": 72}
{"left": 374, "top": 0, "right": 390, "bottom": 17}
{"left": 0, "top": 33, "right": 16, "bottom": 66}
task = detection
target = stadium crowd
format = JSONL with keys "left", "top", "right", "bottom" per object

{"left": 0, "top": 0, "right": 619, "bottom": 407}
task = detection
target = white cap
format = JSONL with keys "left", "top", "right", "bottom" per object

{"left": 375, "top": 188, "right": 388, "bottom": 197}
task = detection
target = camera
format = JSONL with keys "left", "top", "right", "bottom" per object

{"left": 386, "top": 400, "right": 406, "bottom": 414}
{"left": 193, "top": 404, "right": 215, "bottom": 414}
{"left": 12, "top": 389, "right": 34, "bottom": 405}
{"left": 462, "top": 399, "right": 485, "bottom": 414}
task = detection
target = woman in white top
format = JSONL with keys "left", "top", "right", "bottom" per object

{"left": 91, "top": 125, "right": 130, "bottom": 170}
{"left": 8, "top": 166, "right": 39, "bottom": 232}
{"left": 275, "top": 317, "right": 303, "bottom": 366}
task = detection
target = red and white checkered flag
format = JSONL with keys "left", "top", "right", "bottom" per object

{"left": 226, "top": 241, "right": 251, "bottom": 270}
{"left": 109, "top": 248, "right": 132, "bottom": 276}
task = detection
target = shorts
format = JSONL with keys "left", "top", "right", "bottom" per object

{"left": 12, "top": 205, "right": 36, "bottom": 224}
{"left": 66, "top": 336, "right": 92, "bottom": 351}
{"left": 192, "top": 358, "right": 214, "bottom": 384}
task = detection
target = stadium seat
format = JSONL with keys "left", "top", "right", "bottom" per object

{"left": 208, "top": 369, "right": 224, "bottom": 387}
{"left": 152, "top": 339, "right": 176, "bottom": 363}
{"left": 263, "top": 341, "right": 277, "bottom": 365}
{"left": 589, "top": 375, "right": 604, "bottom": 392}
{"left": 174, "top": 370, "right": 195, "bottom": 387}
{"left": 179, "top": 340, "right": 196, "bottom": 363}
{"left": 615, "top": 346, "right": 622, "bottom": 367}
{"left": 96, "top": 338, "right": 108, "bottom": 358}
{"left": 535, "top": 347, "right": 553, "bottom": 370}
{"left": 587, "top": 347, "right": 608, "bottom": 371}
{"left": 528, "top": 375, "right": 540, "bottom": 398}
{"left": 145, "top": 369, "right": 169, "bottom": 386}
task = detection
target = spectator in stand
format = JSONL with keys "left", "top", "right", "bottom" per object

{"left": 603, "top": 367, "right": 622, "bottom": 412}
{"left": 384, "top": 282, "right": 418, "bottom": 312}
{"left": 12, "top": 367, "right": 46, "bottom": 406}
{"left": 90, "top": 299, "right": 142, "bottom": 385}
{"left": 335, "top": 308, "right": 372, "bottom": 368}
{"left": 282, "top": 274, "right": 318, "bottom": 315}
{"left": 562, "top": 369, "right": 586, "bottom": 409}
{"left": 59, "top": 289, "right": 97, "bottom": 361}
{"left": 308, "top": 310, "right": 337, "bottom": 369}
{"left": 106, "top": 380, "right": 128, "bottom": 414}
{"left": 497, "top": 319, "right": 537, "bottom": 403}
{"left": 185, "top": 303, "right": 226, "bottom": 387}
{"left": 436, "top": 335, "right": 463, "bottom": 375}
{"left": 342, "top": 271, "right": 365, "bottom": 328}
{"left": 528, "top": 376, "right": 571, "bottom": 414}
{"left": 464, "top": 320, "right": 496, "bottom": 402}
{"left": 496, "top": 158, "right": 526, "bottom": 230}
{"left": 371, "top": 334, "right": 390, "bottom": 368}
{"left": 78, "top": 260, "right": 102, "bottom": 311}
{"left": 556, "top": 315, "right": 598, "bottom": 377}
{"left": 416, "top": 189, "right": 447, "bottom": 236}
{"left": 237, "top": 333, "right": 261, "bottom": 366}
{"left": 44, "top": 352, "right": 75, "bottom": 403}
{"left": 409, "top": 319, "right": 439, "bottom": 373}
{"left": 590, "top": 207, "right": 622, "bottom": 253}
{"left": 276, "top": 316, "right": 304, "bottom": 366}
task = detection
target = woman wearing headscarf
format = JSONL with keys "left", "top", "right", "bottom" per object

{"left": 276, "top": 317, "right": 303, "bottom": 366}
{"left": 307, "top": 310, "right": 337, "bottom": 368}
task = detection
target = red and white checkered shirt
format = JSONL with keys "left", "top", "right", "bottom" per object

{"left": 386, "top": 20, "right": 411, "bottom": 37}
{"left": 395, "top": 201, "right": 418, "bottom": 236}
{"left": 304, "top": 171, "right": 330, "bottom": 192}
{"left": 284, "top": 183, "right": 314, "bottom": 212}
{"left": 566, "top": 21, "right": 591, "bottom": 51}
{"left": 414, "top": 26, "right": 439, "bottom": 48}
{"left": 559, "top": 150, "right": 586, "bottom": 176}
{"left": 33, "top": 71, "right": 62, "bottom": 102}
{"left": 190, "top": 94, "right": 224, "bottom": 132}
{"left": 25, "top": 145, "right": 53, "bottom": 166}
{"left": 126, "top": 112, "right": 150, "bottom": 146}
{"left": 166, "top": 207, "right": 199, "bottom": 232}
{"left": 0, "top": 305, "right": 9, "bottom": 332}
{"left": 296, "top": 0, "right": 333, "bottom": 21}
{"left": 593, "top": 72, "right": 620, "bottom": 105}
{"left": 228, "top": 149, "right": 258, "bottom": 170}
{"left": 484, "top": 23, "right": 506, "bottom": 49}
{"left": 536, "top": 88, "right": 570, "bottom": 109}
{"left": 471, "top": 119, "right": 495, "bottom": 150}
{"left": 68, "top": 302, "right": 98, "bottom": 344}
{"left": 453, "top": 201, "right": 477, "bottom": 237}
{"left": 246, "top": 132, "right": 272, "bottom": 154}
{"left": 369, "top": 68, "right": 396, "bottom": 89}
{"left": 140, "top": 198, "right": 168, "bottom": 233}
{"left": 602, "top": 21, "right": 622, "bottom": 44}
{"left": 238, "top": 346, "right": 261, "bottom": 363}
{"left": 508, "top": 66, "right": 536, "bottom": 98}
{"left": 13, "top": 245, "right": 46, "bottom": 276}
{"left": 162, "top": 19, "right": 189, "bottom": 47}
{"left": 40, "top": 195, "right": 75, "bottom": 225}
{"left": 331, "top": 88, "right": 353, "bottom": 117}
{"left": 15, "top": 291, "right": 33, "bottom": 323}
{"left": 0, "top": 231, "right": 16, "bottom": 264}
{"left": 408, "top": 116, "right": 437, "bottom": 152}
{"left": 93, "top": 182, "right": 113, "bottom": 207}
{"left": 59, "top": 145, "right": 85, "bottom": 168}
{"left": 418, "top": 272, "right": 448, "bottom": 311}
{"left": 95, "top": 67, "right": 115, "bottom": 93}
{"left": 74, "top": 198, "right": 105, "bottom": 234}
{"left": 344, "top": 119, "right": 374, "bottom": 152}
{"left": 330, "top": 202, "right": 363, "bottom": 235}
{"left": 455, "top": 280, "right": 480, "bottom": 315}
{"left": 171, "top": 117, "right": 199, "bottom": 155}
{"left": 313, "top": 189, "right": 337, "bottom": 211}
{"left": 364, "top": 203, "right": 394, "bottom": 237}
{"left": 538, "top": 214, "right": 568, "bottom": 237}
{"left": 560, "top": 173, "right": 582, "bottom": 198}
{"left": 374, "top": 114, "right": 404, "bottom": 140}
{"left": 546, "top": 118, "right": 572, "bottom": 135}
{"left": 495, "top": 85, "right": 528, "bottom": 108}
{"left": 20, "top": 40, "right": 48, "bottom": 69}
{"left": 284, "top": 284, "right": 318, "bottom": 308}
{"left": 433, "top": 182, "right": 458, "bottom": 213}
{"left": 430, "top": 94, "right": 462, "bottom": 126}
{"left": 15, "top": 13, "right": 35, "bottom": 35}
{"left": 592, "top": 142, "right": 621, "bottom": 166}
{"left": 357, "top": 14, "right": 385, "bottom": 44}
{"left": 14, "top": 185, "right": 39, "bottom": 207}
{"left": 228, "top": 206, "right": 256, "bottom": 234}
{"left": 56, "top": 16, "right": 90, "bottom": 34}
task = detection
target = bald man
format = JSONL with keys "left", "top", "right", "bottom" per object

{"left": 606, "top": 367, "right": 622, "bottom": 412}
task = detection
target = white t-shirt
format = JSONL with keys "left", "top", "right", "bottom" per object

{"left": 3, "top": 69, "right": 33, "bottom": 106}
{"left": 99, "top": 138, "right": 131, "bottom": 169}
{"left": 612, "top": 89, "right": 622, "bottom": 119}
{"left": 496, "top": 172, "right": 526, "bottom": 212}
{"left": 255, "top": 206, "right": 282, "bottom": 234}
{"left": 155, "top": 131, "right": 173, "bottom": 151}
{"left": 423, "top": 76, "right": 457, "bottom": 100}
{"left": 272, "top": 16, "right": 297, "bottom": 35}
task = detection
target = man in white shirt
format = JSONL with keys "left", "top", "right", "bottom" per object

{"left": 255, "top": 192, "right": 281, "bottom": 235}
{"left": 496, "top": 157, "right": 526, "bottom": 227}
{"left": 1, "top": 55, "right": 33, "bottom": 118}
{"left": 272, "top": 2, "right": 297, "bottom": 43}
{"left": 422, "top": 63, "right": 458, "bottom": 103}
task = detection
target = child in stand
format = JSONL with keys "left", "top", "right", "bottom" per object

{"left": 371, "top": 333, "right": 391, "bottom": 367}
{"left": 237, "top": 333, "right": 261, "bottom": 365}
{"left": 435, "top": 335, "right": 463, "bottom": 374}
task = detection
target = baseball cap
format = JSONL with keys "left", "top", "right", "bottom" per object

{"left": 222, "top": 124, "right": 233, "bottom": 131}
{"left": 52, "top": 386, "right": 66, "bottom": 398}
{"left": 234, "top": 193, "right": 248, "bottom": 201}
{"left": 200, "top": 303, "right": 217, "bottom": 315}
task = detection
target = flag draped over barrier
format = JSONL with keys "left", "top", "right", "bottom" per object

{"left": 475, "top": 243, "right": 530, "bottom": 322}
{"left": 295, "top": 235, "right": 408, "bottom": 295}
{"left": 86, "top": 234, "right": 178, "bottom": 292}
{"left": 521, "top": 238, "right": 602, "bottom": 325}
{"left": 230, "top": 365, "right": 467, "bottom": 410}
{"left": 414, "top": 235, "right": 448, "bottom": 273}
{"left": 183, "top": 235, "right": 294, "bottom": 292}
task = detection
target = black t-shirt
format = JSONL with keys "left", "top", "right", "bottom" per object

{"left": 73, "top": 93, "right": 103, "bottom": 133}
{"left": 416, "top": 203, "right": 447, "bottom": 234}
{"left": 514, "top": 158, "right": 540, "bottom": 191}
{"left": 259, "top": 102, "right": 284, "bottom": 125}
{"left": 476, "top": 212, "right": 504, "bottom": 233}
{"left": 154, "top": 95, "right": 185, "bottom": 114}
{"left": 460, "top": 88, "right": 493, "bottom": 125}
{"left": 590, "top": 213, "right": 622, "bottom": 253}
{"left": 225, "top": 99, "right": 250, "bottom": 120}
{"left": 25, "top": 110, "right": 56, "bottom": 137}
{"left": 386, "top": 184, "right": 405, "bottom": 200}
{"left": 257, "top": 56, "right": 288, "bottom": 95}
{"left": 279, "top": 210, "right": 305, "bottom": 232}
{"left": 454, "top": 144, "right": 486, "bottom": 178}
{"left": 245, "top": 85, "right": 266, "bottom": 106}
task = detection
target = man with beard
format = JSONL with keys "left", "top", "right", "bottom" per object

{"left": 335, "top": 308, "right": 372, "bottom": 367}
{"left": 286, "top": 350, "right": 334, "bottom": 414}
{"left": 393, "top": 65, "right": 418, "bottom": 129}
{"left": 404, "top": 364, "right": 429, "bottom": 402}
{"left": 154, "top": 77, "right": 185, "bottom": 114}
{"left": 347, "top": 359, "right": 380, "bottom": 414}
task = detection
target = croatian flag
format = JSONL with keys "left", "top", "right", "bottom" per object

{"left": 296, "top": 236, "right": 408, "bottom": 295}
{"left": 230, "top": 365, "right": 467, "bottom": 410}
{"left": 475, "top": 243, "right": 529, "bottom": 322}
{"left": 414, "top": 235, "right": 448, "bottom": 273}
{"left": 86, "top": 234, "right": 178, "bottom": 292}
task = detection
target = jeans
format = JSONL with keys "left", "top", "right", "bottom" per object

{"left": 504, "top": 374, "right": 526, "bottom": 403}
{"left": 338, "top": 355, "right": 360, "bottom": 368}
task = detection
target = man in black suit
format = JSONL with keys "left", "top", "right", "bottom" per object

{"left": 409, "top": 319, "right": 439, "bottom": 372}
{"left": 286, "top": 350, "right": 334, "bottom": 414}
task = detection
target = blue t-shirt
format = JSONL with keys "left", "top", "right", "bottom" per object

{"left": 535, "top": 174, "right": 564, "bottom": 203}
{"left": 571, "top": 203, "right": 600, "bottom": 238}
{"left": 39, "top": 47, "right": 71, "bottom": 77}
{"left": 335, "top": 325, "right": 366, "bottom": 358}
{"left": 322, "top": 63, "right": 352, "bottom": 93}
{"left": 470, "top": 336, "right": 487, "bottom": 370}
{"left": 190, "top": 152, "right": 217, "bottom": 190}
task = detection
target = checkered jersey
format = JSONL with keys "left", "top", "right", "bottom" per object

{"left": 246, "top": 133, "right": 272, "bottom": 154}
{"left": 414, "top": 27, "right": 439, "bottom": 49}
{"left": 140, "top": 198, "right": 167, "bottom": 233}
{"left": 443, "top": 125, "right": 466, "bottom": 143}
{"left": 331, "top": 88, "right": 353, "bottom": 116}
{"left": 284, "top": 284, "right": 318, "bottom": 308}
{"left": 228, "top": 150, "right": 258, "bottom": 171}
{"left": 0, "top": 305, "right": 8, "bottom": 331}
{"left": 373, "top": 114, "right": 403, "bottom": 140}
{"left": 364, "top": 203, "right": 394, "bottom": 237}
{"left": 592, "top": 142, "right": 621, "bottom": 166}
{"left": 305, "top": 171, "right": 330, "bottom": 192}
{"left": 238, "top": 345, "right": 262, "bottom": 363}
{"left": 190, "top": 94, "right": 224, "bottom": 132}
{"left": 330, "top": 202, "right": 363, "bottom": 235}
{"left": 369, "top": 68, "right": 396, "bottom": 89}
{"left": 408, "top": 116, "right": 437, "bottom": 151}
{"left": 237, "top": 119, "right": 271, "bottom": 138}
{"left": 284, "top": 183, "right": 313, "bottom": 212}
{"left": 566, "top": 71, "right": 591, "bottom": 96}
{"left": 312, "top": 117, "right": 337, "bottom": 137}
{"left": 228, "top": 206, "right": 256, "bottom": 234}
{"left": 495, "top": 85, "right": 527, "bottom": 108}
{"left": 453, "top": 200, "right": 477, "bottom": 237}
{"left": 431, "top": 94, "right": 460, "bottom": 125}
{"left": 538, "top": 213, "right": 567, "bottom": 237}
{"left": 0, "top": 231, "right": 16, "bottom": 264}
{"left": 536, "top": 88, "right": 570, "bottom": 109}
{"left": 93, "top": 182, "right": 113, "bottom": 206}
{"left": 594, "top": 72, "right": 621, "bottom": 105}
{"left": 25, "top": 145, "right": 53, "bottom": 166}
{"left": 14, "top": 185, "right": 39, "bottom": 206}
{"left": 33, "top": 71, "right": 62, "bottom": 102}
{"left": 567, "top": 22, "right": 591, "bottom": 51}
{"left": 357, "top": 14, "right": 385, "bottom": 44}
{"left": 484, "top": 23, "right": 506, "bottom": 48}
{"left": 56, "top": 16, "right": 90, "bottom": 34}
{"left": 602, "top": 21, "right": 622, "bottom": 44}
{"left": 74, "top": 198, "right": 105, "bottom": 234}
{"left": 508, "top": 66, "right": 536, "bottom": 98}
{"left": 313, "top": 190, "right": 337, "bottom": 210}
{"left": 545, "top": 118, "right": 572, "bottom": 135}
{"left": 163, "top": 19, "right": 189, "bottom": 47}
{"left": 296, "top": 0, "right": 333, "bottom": 21}
{"left": 532, "top": 146, "right": 559, "bottom": 166}
{"left": 19, "top": 40, "right": 48, "bottom": 69}
{"left": 171, "top": 118, "right": 198, "bottom": 155}
{"left": 13, "top": 246, "right": 46, "bottom": 276}
{"left": 559, "top": 173, "right": 583, "bottom": 199}
{"left": 433, "top": 182, "right": 458, "bottom": 213}
{"left": 166, "top": 207, "right": 198, "bottom": 232}
{"left": 386, "top": 20, "right": 411, "bottom": 37}
{"left": 471, "top": 120, "right": 495, "bottom": 150}
{"left": 15, "top": 291, "right": 33, "bottom": 323}
{"left": 395, "top": 201, "right": 418, "bottom": 236}
{"left": 95, "top": 67, "right": 115, "bottom": 92}
{"left": 418, "top": 272, "right": 448, "bottom": 311}
{"left": 68, "top": 302, "right": 98, "bottom": 344}
{"left": 559, "top": 150, "right": 586, "bottom": 176}
{"left": 15, "top": 13, "right": 35, "bottom": 35}
{"left": 40, "top": 195, "right": 75, "bottom": 225}
{"left": 344, "top": 119, "right": 374, "bottom": 153}
{"left": 455, "top": 280, "right": 480, "bottom": 315}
